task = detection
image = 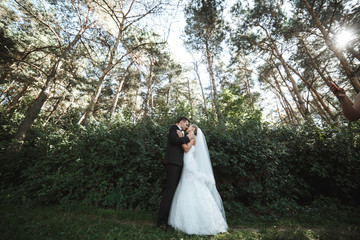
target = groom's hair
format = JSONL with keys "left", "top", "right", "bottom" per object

{"left": 176, "top": 117, "right": 189, "bottom": 123}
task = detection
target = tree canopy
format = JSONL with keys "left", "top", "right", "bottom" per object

{"left": 0, "top": 0, "right": 359, "bottom": 145}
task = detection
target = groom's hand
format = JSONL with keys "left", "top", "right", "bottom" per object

{"left": 187, "top": 132, "right": 195, "bottom": 140}
{"left": 177, "top": 130, "right": 183, "bottom": 138}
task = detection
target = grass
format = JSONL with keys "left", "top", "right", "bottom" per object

{"left": 1, "top": 203, "right": 359, "bottom": 240}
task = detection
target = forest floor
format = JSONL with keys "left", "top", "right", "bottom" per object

{"left": 1, "top": 203, "right": 359, "bottom": 240}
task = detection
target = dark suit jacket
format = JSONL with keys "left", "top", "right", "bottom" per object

{"left": 162, "top": 125, "right": 190, "bottom": 167}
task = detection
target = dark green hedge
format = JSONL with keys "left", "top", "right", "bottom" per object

{"left": 1, "top": 118, "right": 360, "bottom": 214}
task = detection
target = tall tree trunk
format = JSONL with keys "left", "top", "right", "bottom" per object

{"left": 193, "top": 61, "right": 207, "bottom": 113}
{"left": 187, "top": 77, "right": 193, "bottom": 118}
{"left": 309, "top": 91, "right": 331, "bottom": 122}
{"left": 287, "top": 63, "right": 336, "bottom": 121}
{"left": 144, "top": 60, "right": 154, "bottom": 118}
{"left": 277, "top": 95, "right": 295, "bottom": 124}
{"left": 245, "top": 76, "right": 252, "bottom": 104}
{"left": 265, "top": 73, "right": 298, "bottom": 124}
{"left": 272, "top": 46, "right": 308, "bottom": 117}
{"left": 238, "top": 63, "right": 253, "bottom": 104}
{"left": 55, "top": 96, "right": 75, "bottom": 125}
{"left": 276, "top": 98, "right": 283, "bottom": 121}
{"left": 151, "top": 91, "right": 154, "bottom": 112}
{"left": 78, "top": 74, "right": 105, "bottom": 125}
{"left": 43, "top": 92, "right": 66, "bottom": 126}
{"left": 8, "top": 87, "right": 48, "bottom": 152}
{"left": 272, "top": 75, "right": 298, "bottom": 123}
{"left": 258, "top": 24, "right": 308, "bottom": 118}
{"left": 166, "top": 78, "right": 171, "bottom": 105}
{"left": 108, "top": 73, "right": 127, "bottom": 122}
{"left": 205, "top": 41, "right": 223, "bottom": 124}
{"left": 301, "top": 0, "right": 360, "bottom": 92}
{"left": 208, "top": 75, "right": 216, "bottom": 114}
{"left": 274, "top": 62, "right": 307, "bottom": 119}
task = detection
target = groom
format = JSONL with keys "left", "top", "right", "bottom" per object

{"left": 157, "top": 117, "right": 195, "bottom": 230}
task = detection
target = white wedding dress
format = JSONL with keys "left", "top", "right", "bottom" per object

{"left": 168, "top": 128, "right": 228, "bottom": 235}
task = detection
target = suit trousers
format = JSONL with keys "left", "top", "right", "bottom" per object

{"left": 157, "top": 164, "right": 182, "bottom": 226}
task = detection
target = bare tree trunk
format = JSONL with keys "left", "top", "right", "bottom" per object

{"left": 144, "top": 60, "right": 154, "bottom": 118}
{"left": 134, "top": 87, "right": 140, "bottom": 123}
{"left": 265, "top": 72, "right": 298, "bottom": 124}
{"left": 272, "top": 46, "right": 308, "bottom": 117}
{"left": 187, "top": 77, "right": 193, "bottom": 118}
{"left": 309, "top": 91, "right": 330, "bottom": 122}
{"left": 205, "top": 41, "right": 223, "bottom": 124}
{"left": 272, "top": 75, "right": 298, "bottom": 123}
{"left": 8, "top": 88, "right": 48, "bottom": 151}
{"left": 257, "top": 24, "right": 308, "bottom": 118}
{"left": 276, "top": 98, "right": 283, "bottom": 120}
{"left": 166, "top": 78, "right": 171, "bottom": 105}
{"left": 245, "top": 75, "right": 252, "bottom": 104}
{"left": 78, "top": 74, "right": 104, "bottom": 124}
{"left": 277, "top": 95, "right": 295, "bottom": 124}
{"left": 43, "top": 92, "right": 66, "bottom": 126}
{"left": 109, "top": 73, "right": 127, "bottom": 122}
{"left": 193, "top": 61, "right": 207, "bottom": 112}
{"left": 274, "top": 62, "right": 306, "bottom": 119}
{"left": 43, "top": 83, "right": 61, "bottom": 115}
{"left": 238, "top": 63, "right": 253, "bottom": 104}
{"left": 151, "top": 91, "right": 154, "bottom": 112}
{"left": 55, "top": 96, "right": 75, "bottom": 125}
{"left": 287, "top": 63, "right": 336, "bottom": 121}
{"left": 208, "top": 76, "right": 215, "bottom": 114}
{"left": 301, "top": 0, "right": 360, "bottom": 92}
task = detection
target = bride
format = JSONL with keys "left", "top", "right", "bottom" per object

{"left": 168, "top": 124, "right": 228, "bottom": 235}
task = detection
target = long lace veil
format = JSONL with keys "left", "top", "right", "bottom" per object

{"left": 195, "top": 128, "right": 226, "bottom": 219}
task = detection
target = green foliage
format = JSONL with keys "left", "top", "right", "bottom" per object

{"left": 1, "top": 112, "right": 360, "bottom": 214}
{"left": 219, "top": 84, "right": 262, "bottom": 124}
{"left": 184, "top": 0, "right": 226, "bottom": 53}
{"left": 1, "top": 118, "right": 165, "bottom": 210}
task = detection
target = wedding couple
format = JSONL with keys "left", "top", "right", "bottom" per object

{"left": 157, "top": 117, "right": 228, "bottom": 235}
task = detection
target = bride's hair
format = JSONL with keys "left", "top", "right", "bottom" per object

{"left": 190, "top": 124, "right": 198, "bottom": 135}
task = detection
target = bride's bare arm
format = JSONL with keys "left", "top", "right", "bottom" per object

{"left": 182, "top": 138, "right": 196, "bottom": 153}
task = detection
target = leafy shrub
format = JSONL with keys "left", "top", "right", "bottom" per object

{"left": 1, "top": 114, "right": 359, "bottom": 214}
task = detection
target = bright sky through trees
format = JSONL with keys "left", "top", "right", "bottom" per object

{"left": 335, "top": 29, "right": 355, "bottom": 49}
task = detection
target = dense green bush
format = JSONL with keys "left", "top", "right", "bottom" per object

{"left": 1, "top": 115, "right": 359, "bottom": 214}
